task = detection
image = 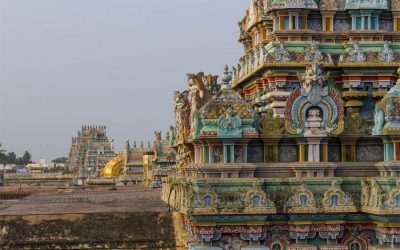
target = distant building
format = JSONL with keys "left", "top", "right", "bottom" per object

{"left": 150, "top": 131, "right": 175, "bottom": 184}
{"left": 124, "top": 140, "right": 153, "bottom": 181}
{"left": 26, "top": 159, "right": 54, "bottom": 174}
{"left": 67, "top": 125, "right": 115, "bottom": 175}
{"left": 0, "top": 164, "right": 17, "bottom": 174}
{"left": 123, "top": 132, "right": 175, "bottom": 186}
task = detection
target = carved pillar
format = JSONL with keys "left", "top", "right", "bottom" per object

{"left": 194, "top": 144, "right": 201, "bottom": 164}
{"left": 320, "top": 11, "right": 336, "bottom": 32}
{"left": 223, "top": 142, "right": 235, "bottom": 163}
{"left": 288, "top": 14, "right": 293, "bottom": 30}
{"left": 340, "top": 139, "right": 357, "bottom": 162}
{"left": 321, "top": 142, "right": 328, "bottom": 162}
{"left": 394, "top": 141, "right": 400, "bottom": 161}
{"left": 299, "top": 144, "right": 306, "bottom": 163}
{"left": 263, "top": 139, "right": 280, "bottom": 162}
{"left": 352, "top": 15, "right": 357, "bottom": 30}
{"left": 209, "top": 146, "right": 214, "bottom": 163}
{"left": 230, "top": 145, "right": 235, "bottom": 163}
{"left": 307, "top": 138, "right": 322, "bottom": 162}
{"left": 223, "top": 145, "right": 229, "bottom": 163}
{"left": 203, "top": 145, "right": 209, "bottom": 164}
{"left": 243, "top": 145, "right": 248, "bottom": 163}
{"left": 361, "top": 16, "right": 365, "bottom": 30}
{"left": 383, "top": 137, "right": 394, "bottom": 161}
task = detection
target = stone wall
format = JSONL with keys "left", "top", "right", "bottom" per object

{"left": 0, "top": 212, "right": 178, "bottom": 249}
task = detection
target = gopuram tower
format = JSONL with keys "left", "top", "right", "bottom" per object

{"left": 163, "top": 0, "right": 400, "bottom": 249}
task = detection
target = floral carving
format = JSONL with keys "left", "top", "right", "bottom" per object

{"left": 259, "top": 109, "right": 283, "bottom": 137}
{"left": 217, "top": 107, "right": 243, "bottom": 137}
{"left": 320, "top": 0, "right": 337, "bottom": 9}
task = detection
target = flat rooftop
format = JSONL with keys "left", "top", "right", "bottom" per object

{"left": 0, "top": 185, "right": 168, "bottom": 216}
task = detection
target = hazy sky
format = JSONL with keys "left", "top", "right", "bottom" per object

{"left": 0, "top": 0, "right": 249, "bottom": 162}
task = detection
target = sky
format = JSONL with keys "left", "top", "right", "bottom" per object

{"left": 0, "top": 0, "right": 249, "bottom": 162}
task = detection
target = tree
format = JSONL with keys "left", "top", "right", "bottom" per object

{"left": 6, "top": 152, "right": 17, "bottom": 164}
{"left": 21, "top": 151, "right": 32, "bottom": 165}
{"left": 52, "top": 157, "right": 68, "bottom": 164}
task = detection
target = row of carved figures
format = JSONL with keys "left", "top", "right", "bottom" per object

{"left": 231, "top": 41, "right": 395, "bottom": 83}
{"left": 165, "top": 179, "right": 400, "bottom": 215}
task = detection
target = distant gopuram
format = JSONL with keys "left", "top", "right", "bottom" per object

{"left": 67, "top": 125, "right": 115, "bottom": 175}
{"left": 163, "top": 0, "right": 400, "bottom": 249}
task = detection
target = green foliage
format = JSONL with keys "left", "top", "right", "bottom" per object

{"left": 52, "top": 157, "right": 68, "bottom": 164}
{"left": 0, "top": 144, "right": 33, "bottom": 165}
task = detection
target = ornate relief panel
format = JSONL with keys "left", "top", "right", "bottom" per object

{"left": 278, "top": 145, "right": 298, "bottom": 162}
{"left": 356, "top": 145, "right": 384, "bottom": 162}
{"left": 248, "top": 146, "right": 264, "bottom": 163}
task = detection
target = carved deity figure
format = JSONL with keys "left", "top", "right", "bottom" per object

{"left": 258, "top": 44, "right": 267, "bottom": 64}
{"left": 174, "top": 91, "right": 190, "bottom": 143}
{"left": 348, "top": 41, "right": 366, "bottom": 62}
{"left": 379, "top": 41, "right": 394, "bottom": 62}
{"left": 274, "top": 41, "right": 291, "bottom": 62}
{"left": 372, "top": 104, "right": 384, "bottom": 135}
{"left": 187, "top": 72, "right": 213, "bottom": 132}
{"left": 361, "top": 180, "right": 370, "bottom": 206}
{"left": 343, "top": 109, "right": 362, "bottom": 135}
{"left": 305, "top": 41, "right": 324, "bottom": 62}
{"left": 176, "top": 144, "right": 193, "bottom": 169}
{"left": 298, "top": 62, "right": 329, "bottom": 106}
{"left": 369, "top": 179, "right": 382, "bottom": 208}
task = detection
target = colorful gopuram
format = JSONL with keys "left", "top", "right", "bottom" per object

{"left": 162, "top": 1, "right": 400, "bottom": 249}
{"left": 67, "top": 125, "right": 115, "bottom": 175}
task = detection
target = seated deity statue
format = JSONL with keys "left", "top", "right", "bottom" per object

{"left": 274, "top": 41, "right": 291, "bottom": 62}
{"left": 379, "top": 41, "right": 394, "bottom": 62}
{"left": 348, "top": 41, "right": 366, "bottom": 62}
{"left": 305, "top": 41, "right": 324, "bottom": 62}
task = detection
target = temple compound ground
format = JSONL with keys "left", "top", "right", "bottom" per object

{"left": 0, "top": 185, "right": 181, "bottom": 249}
